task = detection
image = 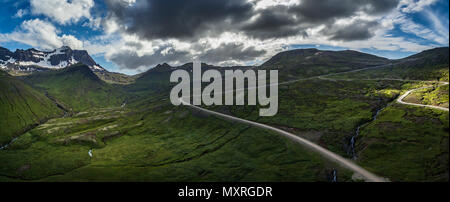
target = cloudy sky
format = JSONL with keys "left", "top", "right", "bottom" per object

{"left": 0, "top": 0, "right": 448, "bottom": 75}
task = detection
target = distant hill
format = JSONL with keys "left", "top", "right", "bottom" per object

{"left": 400, "top": 47, "right": 449, "bottom": 62}
{"left": 0, "top": 70, "right": 62, "bottom": 145}
{"left": 23, "top": 63, "right": 126, "bottom": 111}
{"left": 260, "top": 48, "right": 390, "bottom": 81}
{"left": 95, "top": 71, "right": 136, "bottom": 85}
{"left": 126, "top": 48, "right": 405, "bottom": 95}
{"left": 126, "top": 62, "right": 254, "bottom": 98}
{"left": 362, "top": 47, "right": 449, "bottom": 81}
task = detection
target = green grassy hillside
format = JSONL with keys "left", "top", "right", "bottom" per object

{"left": 125, "top": 63, "right": 174, "bottom": 95}
{"left": 23, "top": 64, "right": 126, "bottom": 112}
{"left": 94, "top": 71, "right": 136, "bottom": 85}
{"left": 358, "top": 104, "right": 449, "bottom": 181}
{"left": 0, "top": 99, "right": 353, "bottom": 181}
{"left": 404, "top": 84, "right": 449, "bottom": 108}
{"left": 0, "top": 70, "right": 62, "bottom": 145}
{"left": 328, "top": 47, "right": 449, "bottom": 81}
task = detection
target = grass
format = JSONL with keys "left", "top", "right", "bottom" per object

{"left": 94, "top": 71, "right": 136, "bottom": 85}
{"left": 405, "top": 84, "right": 449, "bottom": 108}
{"left": 0, "top": 70, "right": 62, "bottom": 145}
{"left": 205, "top": 79, "right": 405, "bottom": 156}
{"left": 0, "top": 99, "right": 354, "bottom": 181}
{"left": 202, "top": 77, "right": 448, "bottom": 181}
{"left": 357, "top": 104, "right": 449, "bottom": 181}
{"left": 2, "top": 69, "right": 448, "bottom": 182}
{"left": 22, "top": 64, "right": 126, "bottom": 112}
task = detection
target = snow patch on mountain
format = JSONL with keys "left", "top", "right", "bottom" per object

{"left": 0, "top": 57, "right": 15, "bottom": 69}
{"left": 0, "top": 46, "right": 106, "bottom": 72}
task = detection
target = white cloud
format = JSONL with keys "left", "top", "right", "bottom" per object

{"left": 250, "top": 0, "right": 299, "bottom": 9}
{"left": 0, "top": 19, "right": 83, "bottom": 51}
{"left": 30, "top": 0, "right": 94, "bottom": 25}
{"left": 385, "top": 1, "right": 448, "bottom": 46}
{"left": 423, "top": 9, "right": 449, "bottom": 45}
{"left": 82, "top": 17, "right": 102, "bottom": 30}
{"left": 61, "top": 35, "right": 84, "bottom": 50}
{"left": 121, "top": 0, "right": 137, "bottom": 6}
{"left": 103, "top": 18, "right": 120, "bottom": 34}
{"left": 13, "top": 9, "right": 28, "bottom": 18}
{"left": 397, "top": 16, "right": 447, "bottom": 45}
{"left": 399, "top": 0, "right": 438, "bottom": 13}
{"left": 160, "top": 47, "right": 173, "bottom": 56}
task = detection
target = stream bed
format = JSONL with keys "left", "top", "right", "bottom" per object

{"left": 348, "top": 106, "right": 386, "bottom": 159}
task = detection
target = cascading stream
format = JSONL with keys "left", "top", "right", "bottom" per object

{"left": 348, "top": 106, "right": 386, "bottom": 159}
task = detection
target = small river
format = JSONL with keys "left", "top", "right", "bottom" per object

{"left": 348, "top": 106, "right": 386, "bottom": 159}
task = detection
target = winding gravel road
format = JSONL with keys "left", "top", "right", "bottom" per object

{"left": 180, "top": 98, "right": 387, "bottom": 182}
{"left": 178, "top": 62, "right": 448, "bottom": 182}
{"left": 318, "top": 77, "right": 449, "bottom": 111}
{"left": 396, "top": 82, "right": 449, "bottom": 111}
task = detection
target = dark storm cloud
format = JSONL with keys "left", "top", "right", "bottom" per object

{"left": 109, "top": 42, "right": 266, "bottom": 69}
{"left": 323, "top": 20, "right": 380, "bottom": 41}
{"left": 241, "top": 5, "right": 307, "bottom": 39}
{"left": 105, "top": 0, "right": 399, "bottom": 41}
{"left": 242, "top": 0, "right": 399, "bottom": 39}
{"left": 364, "top": 0, "right": 402, "bottom": 14}
{"left": 290, "top": 0, "right": 399, "bottom": 23}
{"left": 105, "top": 0, "right": 254, "bottom": 40}
{"left": 109, "top": 46, "right": 191, "bottom": 70}
{"left": 198, "top": 43, "right": 267, "bottom": 63}
{"left": 104, "top": 0, "right": 400, "bottom": 69}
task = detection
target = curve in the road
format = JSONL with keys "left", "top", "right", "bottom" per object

{"left": 179, "top": 98, "right": 388, "bottom": 182}
{"left": 396, "top": 82, "right": 449, "bottom": 111}
{"left": 318, "top": 77, "right": 449, "bottom": 111}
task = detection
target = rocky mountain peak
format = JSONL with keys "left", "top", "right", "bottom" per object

{"left": 0, "top": 46, "right": 106, "bottom": 73}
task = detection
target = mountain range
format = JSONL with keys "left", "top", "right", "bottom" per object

{"left": 1, "top": 45, "right": 448, "bottom": 83}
